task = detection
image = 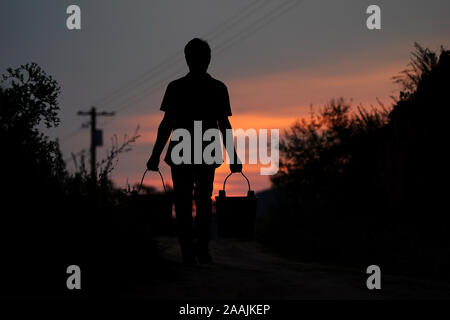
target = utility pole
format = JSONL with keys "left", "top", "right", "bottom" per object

{"left": 77, "top": 107, "right": 115, "bottom": 181}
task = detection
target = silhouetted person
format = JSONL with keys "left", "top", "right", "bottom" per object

{"left": 147, "top": 38, "right": 242, "bottom": 265}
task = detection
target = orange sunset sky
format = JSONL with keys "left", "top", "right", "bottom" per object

{"left": 113, "top": 59, "right": 399, "bottom": 195}
{"left": 2, "top": 1, "right": 450, "bottom": 195}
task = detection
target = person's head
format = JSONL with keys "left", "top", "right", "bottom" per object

{"left": 184, "top": 38, "right": 211, "bottom": 73}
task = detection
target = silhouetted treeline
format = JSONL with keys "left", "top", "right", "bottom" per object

{"left": 0, "top": 63, "right": 72, "bottom": 297}
{"left": 0, "top": 63, "right": 165, "bottom": 299}
{"left": 265, "top": 44, "right": 450, "bottom": 279}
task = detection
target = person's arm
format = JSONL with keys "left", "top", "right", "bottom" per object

{"left": 147, "top": 113, "right": 172, "bottom": 171}
{"left": 218, "top": 116, "right": 242, "bottom": 173}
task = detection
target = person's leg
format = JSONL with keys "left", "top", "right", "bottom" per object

{"left": 171, "top": 166, "right": 196, "bottom": 265}
{"left": 193, "top": 167, "right": 215, "bottom": 263}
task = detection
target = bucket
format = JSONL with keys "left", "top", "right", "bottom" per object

{"left": 215, "top": 172, "right": 257, "bottom": 239}
{"left": 130, "top": 169, "right": 174, "bottom": 235}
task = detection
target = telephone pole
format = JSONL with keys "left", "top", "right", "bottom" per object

{"left": 77, "top": 107, "right": 115, "bottom": 181}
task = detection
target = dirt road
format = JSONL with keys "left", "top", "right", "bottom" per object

{"left": 124, "top": 236, "right": 450, "bottom": 300}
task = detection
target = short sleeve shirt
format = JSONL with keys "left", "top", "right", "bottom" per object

{"left": 160, "top": 72, "right": 231, "bottom": 118}
{"left": 160, "top": 72, "right": 232, "bottom": 167}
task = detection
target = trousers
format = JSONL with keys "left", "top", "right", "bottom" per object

{"left": 171, "top": 166, "right": 215, "bottom": 258}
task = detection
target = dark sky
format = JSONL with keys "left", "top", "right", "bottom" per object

{"left": 1, "top": 0, "right": 449, "bottom": 192}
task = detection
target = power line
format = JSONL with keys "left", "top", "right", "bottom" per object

{"left": 97, "top": 0, "right": 278, "bottom": 114}
{"left": 91, "top": 0, "right": 271, "bottom": 112}
{"left": 61, "top": 0, "right": 304, "bottom": 141}
{"left": 104, "top": 0, "right": 300, "bottom": 114}
{"left": 60, "top": 0, "right": 271, "bottom": 142}
{"left": 62, "top": 0, "right": 304, "bottom": 177}
{"left": 214, "top": 0, "right": 303, "bottom": 57}
{"left": 100, "top": 0, "right": 302, "bottom": 119}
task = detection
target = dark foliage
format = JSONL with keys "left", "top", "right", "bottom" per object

{"left": 267, "top": 44, "right": 450, "bottom": 279}
{"left": 0, "top": 63, "right": 164, "bottom": 298}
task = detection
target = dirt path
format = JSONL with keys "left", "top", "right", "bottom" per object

{"left": 125, "top": 236, "right": 450, "bottom": 300}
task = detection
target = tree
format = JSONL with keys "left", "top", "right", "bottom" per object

{"left": 0, "top": 62, "right": 65, "bottom": 181}
{"left": 266, "top": 44, "right": 450, "bottom": 277}
{"left": 0, "top": 63, "right": 68, "bottom": 297}
{"left": 271, "top": 98, "right": 388, "bottom": 213}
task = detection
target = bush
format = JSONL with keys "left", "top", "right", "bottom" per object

{"left": 266, "top": 44, "right": 450, "bottom": 279}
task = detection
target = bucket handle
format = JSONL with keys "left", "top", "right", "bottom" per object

{"left": 222, "top": 171, "right": 251, "bottom": 193}
{"left": 137, "top": 169, "right": 166, "bottom": 193}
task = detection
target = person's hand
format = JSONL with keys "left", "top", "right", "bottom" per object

{"left": 146, "top": 155, "right": 160, "bottom": 171}
{"left": 230, "top": 162, "right": 242, "bottom": 173}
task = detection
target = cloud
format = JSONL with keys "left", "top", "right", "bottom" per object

{"left": 227, "top": 60, "right": 401, "bottom": 117}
